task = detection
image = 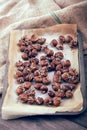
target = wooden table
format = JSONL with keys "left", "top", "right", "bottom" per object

{"left": 0, "top": 55, "right": 87, "bottom": 130}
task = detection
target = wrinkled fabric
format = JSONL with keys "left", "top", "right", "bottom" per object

{"left": 0, "top": 0, "right": 87, "bottom": 93}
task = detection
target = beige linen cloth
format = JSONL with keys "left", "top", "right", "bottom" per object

{"left": 0, "top": 0, "right": 87, "bottom": 93}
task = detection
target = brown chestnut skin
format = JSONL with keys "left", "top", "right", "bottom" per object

{"left": 54, "top": 52, "right": 64, "bottom": 60}
{"left": 38, "top": 38, "right": 46, "bottom": 45}
{"left": 24, "top": 82, "right": 31, "bottom": 89}
{"left": 48, "top": 90, "right": 55, "bottom": 98}
{"left": 23, "top": 68, "right": 30, "bottom": 76}
{"left": 16, "top": 71, "right": 23, "bottom": 77}
{"left": 17, "top": 40, "right": 25, "bottom": 46}
{"left": 44, "top": 97, "right": 53, "bottom": 106}
{"left": 26, "top": 89, "right": 35, "bottom": 97}
{"left": 17, "top": 77, "right": 24, "bottom": 84}
{"left": 34, "top": 70, "right": 40, "bottom": 76}
{"left": 33, "top": 44, "right": 41, "bottom": 51}
{"left": 52, "top": 83, "right": 60, "bottom": 91}
{"left": 30, "top": 58, "right": 39, "bottom": 64}
{"left": 53, "top": 97, "right": 61, "bottom": 106}
{"left": 56, "top": 64, "right": 62, "bottom": 71}
{"left": 50, "top": 39, "right": 58, "bottom": 47}
{"left": 59, "top": 35, "right": 65, "bottom": 43}
{"left": 34, "top": 76, "right": 43, "bottom": 83}
{"left": 65, "top": 90, "right": 73, "bottom": 98}
{"left": 20, "top": 46, "right": 26, "bottom": 52}
{"left": 42, "top": 77, "right": 51, "bottom": 85}
{"left": 40, "top": 85, "right": 48, "bottom": 94}
{"left": 41, "top": 46, "right": 49, "bottom": 53}
{"left": 56, "top": 44, "right": 63, "bottom": 50}
{"left": 36, "top": 97, "right": 44, "bottom": 105}
{"left": 18, "top": 93, "right": 28, "bottom": 103}
{"left": 52, "top": 58, "right": 61, "bottom": 66}
{"left": 61, "top": 72, "right": 69, "bottom": 81}
{"left": 68, "top": 84, "right": 76, "bottom": 90}
{"left": 56, "top": 89, "right": 65, "bottom": 98}
{"left": 62, "top": 60, "right": 71, "bottom": 68}
{"left": 31, "top": 34, "right": 38, "bottom": 42}
{"left": 23, "top": 61, "right": 30, "bottom": 67}
{"left": 16, "top": 86, "right": 24, "bottom": 95}
{"left": 55, "top": 71, "right": 61, "bottom": 76}
{"left": 31, "top": 49, "right": 38, "bottom": 56}
{"left": 46, "top": 49, "right": 54, "bottom": 57}
{"left": 22, "top": 53, "right": 28, "bottom": 60}
{"left": 34, "top": 83, "right": 42, "bottom": 90}
{"left": 40, "top": 69, "right": 48, "bottom": 77}
{"left": 28, "top": 96, "right": 35, "bottom": 104}
{"left": 30, "top": 63, "right": 38, "bottom": 72}
{"left": 53, "top": 75, "right": 61, "bottom": 83}
{"left": 24, "top": 74, "right": 33, "bottom": 82}
{"left": 40, "top": 60, "right": 48, "bottom": 67}
{"left": 40, "top": 56, "right": 47, "bottom": 61}
{"left": 65, "top": 35, "right": 73, "bottom": 43}
{"left": 60, "top": 84, "right": 69, "bottom": 92}
{"left": 69, "top": 40, "right": 78, "bottom": 48}
{"left": 16, "top": 61, "right": 23, "bottom": 67}
{"left": 17, "top": 66, "right": 24, "bottom": 71}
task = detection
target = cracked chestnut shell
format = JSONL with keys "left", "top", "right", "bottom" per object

{"left": 31, "top": 34, "right": 38, "bottom": 42}
{"left": 53, "top": 97, "right": 61, "bottom": 106}
{"left": 16, "top": 86, "right": 24, "bottom": 95}
{"left": 65, "top": 90, "right": 73, "bottom": 98}
{"left": 50, "top": 39, "right": 58, "bottom": 47}
{"left": 44, "top": 97, "right": 53, "bottom": 106}
{"left": 36, "top": 97, "right": 44, "bottom": 105}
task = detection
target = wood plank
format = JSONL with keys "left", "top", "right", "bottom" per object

{"left": 0, "top": 114, "right": 87, "bottom": 130}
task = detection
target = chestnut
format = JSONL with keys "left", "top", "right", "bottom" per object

{"left": 40, "top": 85, "right": 48, "bottom": 94}
{"left": 36, "top": 97, "right": 44, "bottom": 105}
{"left": 31, "top": 34, "right": 38, "bottom": 42}
{"left": 38, "top": 38, "right": 46, "bottom": 44}
{"left": 65, "top": 90, "right": 73, "bottom": 98}
{"left": 16, "top": 86, "right": 24, "bottom": 95}
{"left": 52, "top": 83, "right": 60, "bottom": 91}
{"left": 53, "top": 97, "right": 61, "bottom": 106}
{"left": 50, "top": 39, "right": 58, "bottom": 47}
{"left": 44, "top": 97, "right": 53, "bottom": 106}
{"left": 48, "top": 90, "right": 55, "bottom": 98}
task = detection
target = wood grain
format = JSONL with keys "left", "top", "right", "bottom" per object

{"left": 0, "top": 55, "right": 87, "bottom": 130}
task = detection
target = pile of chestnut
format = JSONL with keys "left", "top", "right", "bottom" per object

{"left": 15, "top": 34, "right": 79, "bottom": 107}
